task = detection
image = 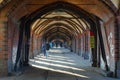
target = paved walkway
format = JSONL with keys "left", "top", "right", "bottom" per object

{"left": 29, "top": 48, "right": 92, "bottom": 76}
{"left": 0, "top": 48, "right": 119, "bottom": 80}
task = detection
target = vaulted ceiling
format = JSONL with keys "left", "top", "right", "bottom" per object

{"left": 31, "top": 9, "right": 90, "bottom": 41}
{"left": 1, "top": 0, "right": 119, "bottom": 42}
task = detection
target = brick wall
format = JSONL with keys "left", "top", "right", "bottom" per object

{"left": 0, "top": 16, "right": 8, "bottom": 76}
{"left": 29, "top": 34, "right": 42, "bottom": 58}
{"left": 104, "top": 17, "right": 116, "bottom": 74}
{"left": 7, "top": 17, "right": 19, "bottom": 73}
{"left": 116, "top": 11, "right": 120, "bottom": 78}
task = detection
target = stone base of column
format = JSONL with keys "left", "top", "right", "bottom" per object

{"left": 0, "top": 65, "right": 8, "bottom": 77}
{"left": 117, "top": 60, "right": 120, "bottom": 78}
{"left": 0, "top": 71, "right": 8, "bottom": 77}
{"left": 84, "top": 51, "right": 90, "bottom": 60}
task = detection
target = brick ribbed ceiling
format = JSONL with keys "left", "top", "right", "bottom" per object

{"left": 1, "top": 0, "right": 119, "bottom": 43}
{"left": 0, "top": 0, "right": 3, "bottom": 3}
{"left": 6, "top": 0, "right": 117, "bottom": 22}
{"left": 0, "top": 0, "right": 11, "bottom": 9}
{"left": 31, "top": 9, "right": 90, "bottom": 42}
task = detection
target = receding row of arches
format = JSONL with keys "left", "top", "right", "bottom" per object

{"left": 3, "top": 0, "right": 119, "bottom": 78}
{"left": 14, "top": 1, "right": 106, "bottom": 72}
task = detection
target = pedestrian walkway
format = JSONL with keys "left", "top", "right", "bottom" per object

{"left": 0, "top": 48, "right": 119, "bottom": 80}
{"left": 29, "top": 48, "right": 91, "bottom": 77}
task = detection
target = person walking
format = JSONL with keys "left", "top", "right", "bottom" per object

{"left": 42, "top": 43, "right": 46, "bottom": 57}
{"left": 46, "top": 42, "right": 50, "bottom": 58}
{"left": 49, "top": 42, "right": 53, "bottom": 49}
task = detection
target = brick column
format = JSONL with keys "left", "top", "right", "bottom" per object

{"left": 81, "top": 33, "right": 85, "bottom": 57}
{"left": 0, "top": 16, "right": 8, "bottom": 76}
{"left": 29, "top": 34, "right": 34, "bottom": 58}
{"left": 76, "top": 36, "right": 79, "bottom": 55}
{"left": 78, "top": 34, "right": 81, "bottom": 56}
{"left": 116, "top": 9, "right": 120, "bottom": 78}
{"left": 84, "top": 30, "right": 90, "bottom": 59}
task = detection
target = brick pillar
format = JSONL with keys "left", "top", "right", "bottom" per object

{"left": 29, "top": 34, "right": 34, "bottom": 58}
{"left": 0, "top": 16, "right": 8, "bottom": 76}
{"left": 78, "top": 34, "right": 82, "bottom": 56}
{"left": 78, "top": 34, "right": 81, "bottom": 56}
{"left": 116, "top": 10, "right": 120, "bottom": 78}
{"left": 81, "top": 33, "right": 85, "bottom": 57}
{"left": 76, "top": 36, "right": 79, "bottom": 55}
{"left": 84, "top": 30, "right": 90, "bottom": 59}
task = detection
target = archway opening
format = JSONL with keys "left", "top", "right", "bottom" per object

{"left": 14, "top": 1, "right": 109, "bottom": 76}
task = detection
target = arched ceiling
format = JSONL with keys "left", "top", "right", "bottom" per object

{"left": 31, "top": 9, "right": 90, "bottom": 42}
{"left": 28, "top": 0, "right": 119, "bottom": 42}
{"left": 110, "top": 0, "right": 120, "bottom": 8}
{"left": 0, "top": 0, "right": 3, "bottom": 3}
{"left": 4, "top": 0, "right": 119, "bottom": 22}
{"left": 1, "top": 0, "right": 119, "bottom": 42}
{"left": 0, "top": 0, "right": 11, "bottom": 9}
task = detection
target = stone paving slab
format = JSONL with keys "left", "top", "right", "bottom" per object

{"left": 29, "top": 48, "right": 91, "bottom": 76}
{"left": 0, "top": 48, "right": 119, "bottom": 80}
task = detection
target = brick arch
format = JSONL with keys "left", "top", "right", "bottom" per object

{"left": 0, "top": 0, "right": 119, "bottom": 78}
{"left": 21, "top": 1, "right": 106, "bottom": 70}
{"left": 8, "top": 1, "right": 118, "bottom": 77}
{"left": 14, "top": 1, "right": 102, "bottom": 70}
